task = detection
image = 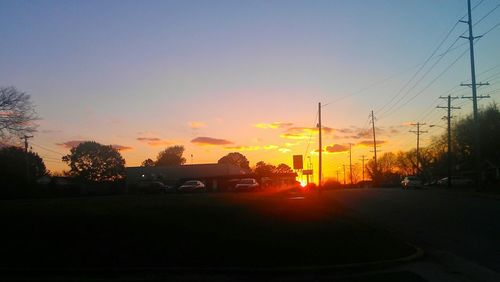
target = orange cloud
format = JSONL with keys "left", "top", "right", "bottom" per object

{"left": 224, "top": 145, "right": 261, "bottom": 151}
{"left": 188, "top": 121, "right": 206, "bottom": 129}
{"left": 278, "top": 148, "right": 291, "bottom": 153}
{"left": 254, "top": 122, "right": 293, "bottom": 129}
{"left": 137, "top": 137, "right": 174, "bottom": 147}
{"left": 280, "top": 126, "right": 333, "bottom": 139}
{"left": 57, "top": 140, "right": 133, "bottom": 151}
{"left": 191, "top": 137, "right": 233, "bottom": 146}
{"left": 313, "top": 144, "right": 349, "bottom": 154}
{"left": 57, "top": 140, "right": 85, "bottom": 149}
{"left": 111, "top": 144, "right": 134, "bottom": 152}
{"left": 263, "top": 145, "right": 278, "bottom": 150}
{"left": 357, "top": 140, "right": 387, "bottom": 147}
{"left": 325, "top": 144, "right": 349, "bottom": 153}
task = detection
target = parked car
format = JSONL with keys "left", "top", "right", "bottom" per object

{"left": 437, "top": 176, "right": 474, "bottom": 186}
{"left": 401, "top": 176, "right": 423, "bottom": 189}
{"left": 234, "top": 178, "right": 260, "bottom": 191}
{"left": 137, "top": 180, "right": 174, "bottom": 194}
{"left": 178, "top": 180, "right": 206, "bottom": 193}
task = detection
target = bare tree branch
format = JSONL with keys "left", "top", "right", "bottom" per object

{"left": 0, "top": 86, "right": 39, "bottom": 142}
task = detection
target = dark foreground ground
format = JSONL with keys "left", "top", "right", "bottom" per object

{"left": 0, "top": 188, "right": 421, "bottom": 281}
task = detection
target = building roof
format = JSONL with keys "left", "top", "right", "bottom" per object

{"left": 126, "top": 163, "right": 250, "bottom": 182}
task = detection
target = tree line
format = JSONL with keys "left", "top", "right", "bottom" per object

{"left": 1, "top": 86, "right": 498, "bottom": 188}
{"left": 366, "top": 103, "right": 500, "bottom": 186}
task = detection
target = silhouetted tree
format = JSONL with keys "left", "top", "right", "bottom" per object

{"left": 0, "top": 146, "right": 46, "bottom": 186}
{"left": 217, "top": 152, "right": 250, "bottom": 170}
{"left": 366, "top": 152, "right": 400, "bottom": 185}
{"left": 141, "top": 158, "right": 155, "bottom": 167}
{"left": 155, "top": 145, "right": 186, "bottom": 166}
{"left": 254, "top": 161, "right": 276, "bottom": 176}
{"left": 0, "top": 87, "right": 38, "bottom": 143}
{"left": 274, "top": 163, "right": 293, "bottom": 173}
{"left": 62, "top": 141, "right": 125, "bottom": 182}
{"left": 453, "top": 103, "right": 500, "bottom": 167}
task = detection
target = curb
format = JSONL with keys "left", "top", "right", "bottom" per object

{"left": 0, "top": 247, "right": 424, "bottom": 276}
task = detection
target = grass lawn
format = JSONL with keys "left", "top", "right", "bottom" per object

{"left": 0, "top": 189, "right": 415, "bottom": 269}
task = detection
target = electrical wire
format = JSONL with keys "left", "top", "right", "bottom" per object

{"left": 31, "top": 142, "right": 65, "bottom": 156}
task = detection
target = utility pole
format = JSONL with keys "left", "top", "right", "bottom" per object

{"left": 343, "top": 164, "right": 346, "bottom": 185}
{"left": 318, "top": 102, "right": 322, "bottom": 191}
{"left": 437, "top": 95, "right": 460, "bottom": 189}
{"left": 409, "top": 123, "right": 428, "bottom": 175}
{"left": 359, "top": 155, "right": 368, "bottom": 182}
{"left": 336, "top": 170, "right": 340, "bottom": 183}
{"left": 349, "top": 143, "right": 353, "bottom": 184}
{"left": 21, "top": 135, "right": 33, "bottom": 184}
{"left": 371, "top": 110, "right": 378, "bottom": 183}
{"left": 460, "top": 0, "right": 490, "bottom": 187}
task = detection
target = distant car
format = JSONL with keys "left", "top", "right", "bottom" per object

{"left": 234, "top": 178, "right": 260, "bottom": 191}
{"left": 401, "top": 176, "right": 423, "bottom": 189}
{"left": 437, "top": 176, "right": 474, "bottom": 186}
{"left": 137, "top": 181, "right": 174, "bottom": 194}
{"left": 178, "top": 180, "right": 206, "bottom": 193}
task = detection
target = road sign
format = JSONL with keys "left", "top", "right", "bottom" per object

{"left": 293, "top": 155, "right": 303, "bottom": 170}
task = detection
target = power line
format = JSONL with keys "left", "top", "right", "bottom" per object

{"left": 380, "top": 47, "right": 470, "bottom": 120}
{"left": 31, "top": 142, "right": 65, "bottom": 156}
{"left": 375, "top": 19, "right": 463, "bottom": 115}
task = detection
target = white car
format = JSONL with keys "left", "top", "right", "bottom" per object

{"left": 401, "top": 176, "right": 423, "bottom": 189}
{"left": 234, "top": 178, "right": 260, "bottom": 191}
{"left": 178, "top": 180, "right": 206, "bottom": 193}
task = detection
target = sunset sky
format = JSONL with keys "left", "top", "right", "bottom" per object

{"left": 1, "top": 0, "right": 499, "bottom": 182}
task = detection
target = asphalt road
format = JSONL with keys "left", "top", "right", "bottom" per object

{"left": 327, "top": 188, "right": 500, "bottom": 279}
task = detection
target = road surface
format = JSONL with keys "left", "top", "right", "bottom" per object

{"left": 327, "top": 187, "right": 500, "bottom": 281}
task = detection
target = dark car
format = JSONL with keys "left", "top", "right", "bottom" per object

{"left": 437, "top": 176, "right": 474, "bottom": 186}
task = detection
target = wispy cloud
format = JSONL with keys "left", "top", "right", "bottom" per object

{"left": 136, "top": 137, "right": 174, "bottom": 147}
{"left": 224, "top": 145, "right": 261, "bottom": 151}
{"left": 191, "top": 137, "right": 233, "bottom": 146}
{"left": 313, "top": 144, "right": 349, "bottom": 154}
{"left": 254, "top": 122, "right": 294, "bottom": 129}
{"left": 40, "top": 129, "right": 63, "bottom": 134}
{"left": 57, "top": 140, "right": 133, "bottom": 151}
{"left": 57, "top": 140, "right": 85, "bottom": 149}
{"left": 111, "top": 144, "right": 134, "bottom": 152}
{"left": 357, "top": 140, "right": 387, "bottom": 147}
{"left": 263, "top": 145, "right": 279, "bottom": 150}
{"left": 280, "top": 126, "right": 333, "bottom": 139}
{"left": 278, "top": 148, "right": 291, "bottom": 153}
{"left": 325, "top": 144, "right": 350, "bottom": 153}
{"left": 188, "top": 121, "right": 206, "bottom": 129}
{"left": 223, "top": 144, "right": 279, "bottom": 151}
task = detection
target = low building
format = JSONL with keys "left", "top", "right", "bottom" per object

{"left": 125, "top": 163, "right": 251, "bottom": 192}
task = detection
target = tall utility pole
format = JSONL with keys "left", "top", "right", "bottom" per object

{"left": 349, "top": 143, "right": 353, "bottom": 184}
{"left": 343, "top": 164, "right": 346, "bottom": 185}
{"left": 371, "top": 111, "right": 378, "bottom": 182}
{"left": 437, "top": 95, "right": 460, "bottom": 188}
{"left": 21, "top": 135, "right": 33, "bottom": 184}
{"left": 460, "top": 0, "right": 489, "bottom": 187}
{"left": 318, "top": 102, "right": 322, "bottom": 190}
{"left": 359, "top": 155, "right": 368, "bottom": 182}
{"left": 409, "top": 123, "right": 428, "bottom": 175}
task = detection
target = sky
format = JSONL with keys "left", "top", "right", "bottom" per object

{"left": 1, "top": 0, "right": 499, "bottom": 182}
